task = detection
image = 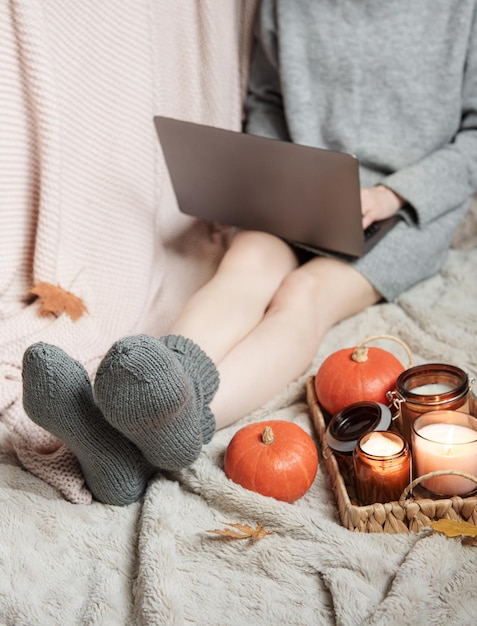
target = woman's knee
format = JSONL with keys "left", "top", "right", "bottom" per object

{"left": 268, "top": 256, "right": 380, "bottom": 330}
{"left": 267, "top": 268, "right": 319, "bottom": 313}
{"left": 220, "top": 230, "right": 298, "bottom": 277}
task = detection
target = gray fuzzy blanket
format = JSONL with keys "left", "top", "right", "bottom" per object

{"left": 1, "top": 199, "right": 476, "bottom": 626}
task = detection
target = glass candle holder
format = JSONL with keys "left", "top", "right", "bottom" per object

{"left": 388, "top": 363, "right": 473, "bottom": 443}
{"left": 325, "top": 401, "right": 392, "bottom": 482}
{"left": 411, "top": 410, "right": 477, "bottom": 497}
{"left": 353, "top": 431, "right": 411, "bottom": 505}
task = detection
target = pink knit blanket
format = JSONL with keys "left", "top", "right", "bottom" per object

{"left": 0, "top": 0, "right": 257, "bottom": 503}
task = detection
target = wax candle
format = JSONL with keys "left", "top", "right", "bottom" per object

{"left": 412, "top": 411, "right": 477, "bottom": 497}
{"left": 353, "top": 431, "right": 411, "bottom": 505}
{"left": 411, "top": 382, "right": 455, "bottom": 395}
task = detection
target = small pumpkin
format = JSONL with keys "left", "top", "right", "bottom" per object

{"left": 223, "top": 420, "right": 318, "bottom": 503}
{"left": 314, "top": 334, "right": 413, "bottom": 416}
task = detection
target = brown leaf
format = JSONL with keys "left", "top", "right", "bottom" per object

{"left": 430, "top": 519, "right": 477, "bottom": 538}
{"left": 29, "top": 282, "right": 88, "bottom": 321}
{"left": 206, "top": 522, "right": 274, "bottom": 542}
{"left": 462, "top": 536, "right": 477, "bottom": 547}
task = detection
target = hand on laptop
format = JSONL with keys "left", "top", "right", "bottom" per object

{"left": 360, "top": 186, "right": 405, "bottom": 229}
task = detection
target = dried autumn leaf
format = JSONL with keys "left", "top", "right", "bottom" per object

{"left": 462, "top": 536, "right": 477, "bottom": 547}
{"left": 206, "top": 522, "right": 274, "bottom": 542}
{"left": 29, "top": 282, "right": 88, "bottom": 321}
{"left": 430, "top": 519, "right": 477, "bottom": 538}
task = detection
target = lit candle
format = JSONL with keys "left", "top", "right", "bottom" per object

{"left": 360, "top": 432, "right": 403, "bottom": 456}
{"left": 412, "top": 411, "right": 477, "bottom": 497}
{"left": 353, "top": 431, "right": 411, "bottom": 505}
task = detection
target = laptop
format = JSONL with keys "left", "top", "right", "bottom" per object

{"left": 154, "top": 115, "right": 398, "bottom": 258}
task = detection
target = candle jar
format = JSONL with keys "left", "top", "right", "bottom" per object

{"left": 411, "top": 411, "right": 477, "bottom": 497}
{"left": 325, "top": 401, "right": 392, "bottom": 483}
{"left": 353, "top": 431, "right": 411, "bottom": 505}
{"left": 388, "top": 363, "right": 474, "bottom": 443}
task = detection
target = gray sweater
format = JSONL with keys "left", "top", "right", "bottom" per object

{"left": 245, "top": 0, "right": 477, "bottom": 300}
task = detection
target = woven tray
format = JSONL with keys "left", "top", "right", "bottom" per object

{"left": 306, "top": 376, "right": 477, "bottom": 533}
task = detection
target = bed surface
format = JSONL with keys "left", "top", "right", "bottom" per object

{"left": 1, "top": 198, "right": 476, "bottom": 625}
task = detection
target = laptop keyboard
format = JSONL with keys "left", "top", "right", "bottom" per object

{"left": 364, "top": 222, "right": 381, "bottom": 240}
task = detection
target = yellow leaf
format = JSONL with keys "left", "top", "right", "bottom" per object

{"left": 206, "top": 522, "right": 274, "bottom": 542}
{"left": 430, "top": 519, "right": 477, "bottom": 538}
{"left": 29, "top": 282, "right": 88, "bottom": 321}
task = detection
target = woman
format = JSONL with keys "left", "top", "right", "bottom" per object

{"left": 22, "top": 0, "right": 477, "bottom": 505}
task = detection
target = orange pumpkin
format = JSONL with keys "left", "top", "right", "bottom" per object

{"left": 314, "top": 335, "right": 413, "bottom": 416}
{"left": 224, "top": 420, "right": 318, "bottom": 503}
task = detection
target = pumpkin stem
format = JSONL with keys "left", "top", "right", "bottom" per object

{"left": 355, "top": 334, "right": 414, "bottom": 368}
{"left": 261, "top": 426, "right": 275, "bottom": 445}
{"left": 351, "top": 346, "right": 369, "bottom": 363}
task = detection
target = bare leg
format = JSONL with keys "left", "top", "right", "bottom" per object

{"left": 210, "top": 256, "right": 380, "bottom": 427}
{"left": 170, "top": 231, "right": 381, "bottom": 429}
{"left": 170, "top": 230, "right": 299, "bottom": 361}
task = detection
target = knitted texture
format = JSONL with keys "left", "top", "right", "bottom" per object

{"left": 0, "top": 1, "right": 257, "bottom": 502}
{"left": 94, "top": 335, "right": 219, "bottom": 470}
{"left": 22, "top": 343, "right": 153, "bottom": 505}
{"left": 162, "top": 334, "right": 220, "bottom": 443}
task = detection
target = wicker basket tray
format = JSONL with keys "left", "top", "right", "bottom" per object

{"left": 306, "top": 376, "right": 477, "bottom": 533}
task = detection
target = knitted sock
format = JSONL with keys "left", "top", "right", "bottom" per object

{"left": 162, "top": 334, "right": 219, "bottom": 445}
{"left": 94, "top": 334, "right": 219, "bottom": 470}
{"left": 22, "top": 342, "right": 154, "bottom": 506}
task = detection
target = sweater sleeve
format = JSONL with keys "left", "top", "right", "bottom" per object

{"left": 381, "top": 10, "right": 477, "bottom": 225}
{"left": 244, "top": 0, "right": 290, "bottom": 141}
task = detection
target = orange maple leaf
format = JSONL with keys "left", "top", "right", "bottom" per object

{"left": 29, "top": 282, "right": 88, "bottom": 321}
{"left": 206, "top": 522, "right": 274, "bottom": 542}
{"left": 430, "top": 519, "right": 477, "bottom": 539}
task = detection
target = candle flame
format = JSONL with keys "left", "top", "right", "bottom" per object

{"left": 445, "top": 426, "right": 455, "bottom": 444}
{"left": 443, "top": 424, "right": 456, "bottom": 456}
{"left": 444, "top": 425, "right": 454, "bottom": 456}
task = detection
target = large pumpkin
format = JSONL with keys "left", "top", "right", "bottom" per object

{"left": 224, "top": 420, "right": 318, "bottom": 503}
{"left": 314, "top": 335, "right": 413, "bottom": 416}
